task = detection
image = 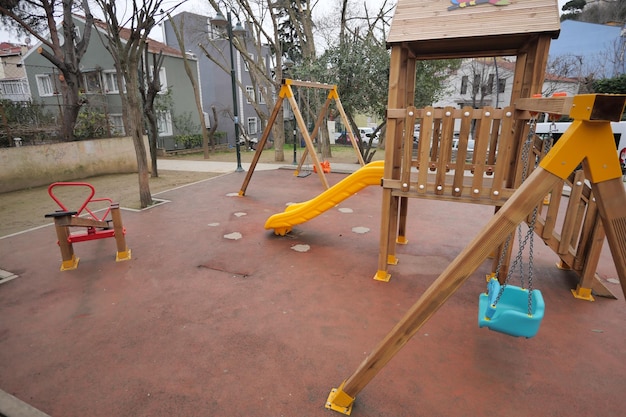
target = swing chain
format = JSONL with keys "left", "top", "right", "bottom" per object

{"left": 490, "top": 115, "right": 540, "bottom": 313}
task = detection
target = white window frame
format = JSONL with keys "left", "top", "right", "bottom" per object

{"left": 258, "top": 87, "right": 265, "bottom": 105}
{"left": 109, "top": 114, "right": 125, "bottom": 136}
{"left": 103, "top": 70, "right": 125, "bottom": 94}
{"left": 247, "top": 117, "right": 258, "bottom": 135}
{"left": 0, "top": 79, "right": 29, "bottom": 96}
{"left": 157, "top": 111, "right": 173, "bottom": 136}
{"left": 82, "top": 70, "right": 102, "bottom": 94}
{"left": 245, "top": 85, "right": 255, "bottom": 104}
{"left": 36, "top": 74, "right": 56, "bottom": 97}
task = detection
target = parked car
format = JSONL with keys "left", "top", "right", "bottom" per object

{"left": 334, "top": 131, "right": 351, "bottom": 144}
{"left": 335, "top": 127, "right": 379, "bottom": 146}
{"left": 359, "top": 127, "right": 379, "bottom": 147}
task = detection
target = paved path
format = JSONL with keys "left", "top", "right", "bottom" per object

{"left": 158, "top": 158, "right": 363, "bottom": 174}
{"left": 157, "top": 159, "right": 281, "bottom": 173}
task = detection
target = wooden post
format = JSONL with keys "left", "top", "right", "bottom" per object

{"left": 591, "top": 178, "right": 626, "bottom": 299}
{"left": 110, "top": 204, "right": 131, "bottom": 262}
{"left": 239, "top": 93, "right": 286, "bottom": 196}
{"left": 374, "top": 45, "right": 410, "bottom": 281}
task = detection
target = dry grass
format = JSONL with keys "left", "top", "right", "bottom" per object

{"left": 1, "top": 145, "right": 383, "bottom": 238}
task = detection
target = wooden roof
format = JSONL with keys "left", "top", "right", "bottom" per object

{"left": 388, "top": 0, "right": 561, "bottom": 59}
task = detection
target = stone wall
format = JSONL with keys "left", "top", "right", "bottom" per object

{"left": 0, "top": 137, "right": 146, "bottom": 193}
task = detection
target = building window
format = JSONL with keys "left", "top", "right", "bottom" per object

{"left": 0, "top": 79, "right": 29, "bottom": 96}
{"left": 109, "top": 114, "right": 125, "bottom": 136}
{"left": 460, "top": 76, "right": 468, "bottom": 95}
{"left": 258, "top": 87, "right": 265, "bottom": 104}
{"left": 246, "top": 85, "right": 255, "bottom": 103}
{"left": 103, "top": 70, "right": 125, "bottom": 94}
{"left": 83, "top": 70, "right": 102, "bottom": 93}
{"left": 247, "top": 117, "right": 258, "bottom": 135}
{"left": 36, "top": 74, "right": 58, "bottom": 96}
{"left": 157, "top": 111, "right": 173, "bottom": 136}
{"left": 472, "top": 75, "right": 480, "bottom": 95}
{"left": 486, "top": 74, "right": 494, "bottom": 94}
{"left": 497, "top": 78, "right": 506, "bottom": 93}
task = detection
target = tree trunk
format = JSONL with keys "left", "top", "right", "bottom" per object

{"left": 127, "top": 59, "right": 153, "bottom": 208}
{"left": 274, "top": 112, "right": 286, "bottom": 162}
{"left": 145, "top": 109, "right": 159, "bottom": 178}
{"left": 58, "top": 71, "right": 82, "bottom": 140}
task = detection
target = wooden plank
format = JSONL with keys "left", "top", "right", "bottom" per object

{"left": 240, "top": 93, "right": 285, "bottom": 195}
{"left": 296, "top": 94, "right": 333, "bottom": 174}
{"left": 284, "top": 79, "right": 335, "bottom": 90}
{"left": 573, "top": 195, "right": 598, "bottom": 271}
{"left": 515, "top": 96, "right": 574, "bottom": 117}
{"left": 540, "top": 180, "right": 564, "bottom": 241}
{"left": 558, "top": 170, "right": 585, "bottom": 255}
{"left": 386, "top": 108, "right": 407, "bottom": 119}
{"left": 56, "top": 216, "right": 109, "bottom": 229}
{"left": 470, "top": 107, "right": 493, "bottom": 200}
{"left": 416, "top": 107, "right": 434, "bottom": 195}
{"left": 377, "top": 45, "right": 408, "bottom": 280}
{"left": 285, "top": 93, "right": 329, "bottom": 189}
{"left": 435, "top": 107, "right": 455, "bottom": 196}
{"left": 388, "top": 0, "right": 560, "bottom": 45}
{"left": 452, "top": 107, "right": 474, "bottom": 197}
{"left": 401, "top": 106, "right": 417, "bottom": 192}
{"left": 592, "top": 178, "right": 626, "bottom": 299}
{"left": 490, "top": 107, "right": 514, "bottom": 202}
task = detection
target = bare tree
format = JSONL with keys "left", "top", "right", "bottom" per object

{"left": 0, "top": 0, "right": 95, "bottom": 140}
{"left": 139, "top": 47, "right": 165, "bottom": 177}
{"left": 200, "top": 0, "right": 319, "bottom": 162}
{"left": 94, "top": 0, "right": 170, "bottom": 208}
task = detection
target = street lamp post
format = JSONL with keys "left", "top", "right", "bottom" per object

{"left": 211, "top": 11, "right": 246, "bottom": 172}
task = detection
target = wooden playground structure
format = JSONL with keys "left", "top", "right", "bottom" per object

{"left": 45, "top": 182, "right": 131, "bottom": 271}
{"left": 325, "top": 0, "right": 626, "bottom": 414}
{"left": 239, "top": 78, "right": 364, "bottom": 195}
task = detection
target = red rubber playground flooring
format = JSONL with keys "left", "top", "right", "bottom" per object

{"left": 0, "top": 168, "right": 624, "bottom": 417}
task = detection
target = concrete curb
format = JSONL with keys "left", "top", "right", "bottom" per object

{"left": 0, "top": 390, "right": 51, "bottom": 417}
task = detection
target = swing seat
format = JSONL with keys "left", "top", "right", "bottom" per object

{"left": 478, "top": 279, "right": 545, "bottom": 338}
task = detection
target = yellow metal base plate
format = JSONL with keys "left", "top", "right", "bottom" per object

{"left": 116, "top": 249, "right": 132, "bottom": 262}
{"left": 60, "top": 255, "right": 79, "bottom": 271}
{"left": 571, "top": 284, "right": 595, "bottom": 302}
{"left": 374, "top": 270, "right": 391, "bottom": 282}
{"left": 325, "top": 386, "right": 354, "bottom": 415}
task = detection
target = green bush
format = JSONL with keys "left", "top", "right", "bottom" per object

{"left": 74, "top": 107, "right": 108, "bottom": 139}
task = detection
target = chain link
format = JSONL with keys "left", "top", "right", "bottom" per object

{"left": 491, "top": 115, "right": 546, "bottom": 314}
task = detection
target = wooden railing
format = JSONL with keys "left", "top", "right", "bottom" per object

{"left": 384, "top": 102, "right": 615, "bottom": 298}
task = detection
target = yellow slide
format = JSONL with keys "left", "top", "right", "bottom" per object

{"left": 265, "top": 161, "right": 384, "bottom": 235}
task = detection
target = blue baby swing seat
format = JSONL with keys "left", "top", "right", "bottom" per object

{"left": 478, "top": 277, "right": 545, "bottom": 338}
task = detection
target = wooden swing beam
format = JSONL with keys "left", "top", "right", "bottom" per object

{"left": 325, "top": 94, "right": 626, "bottom": 415}
{"left": 239, "top": 79, "right": 365, "bottom": 196}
